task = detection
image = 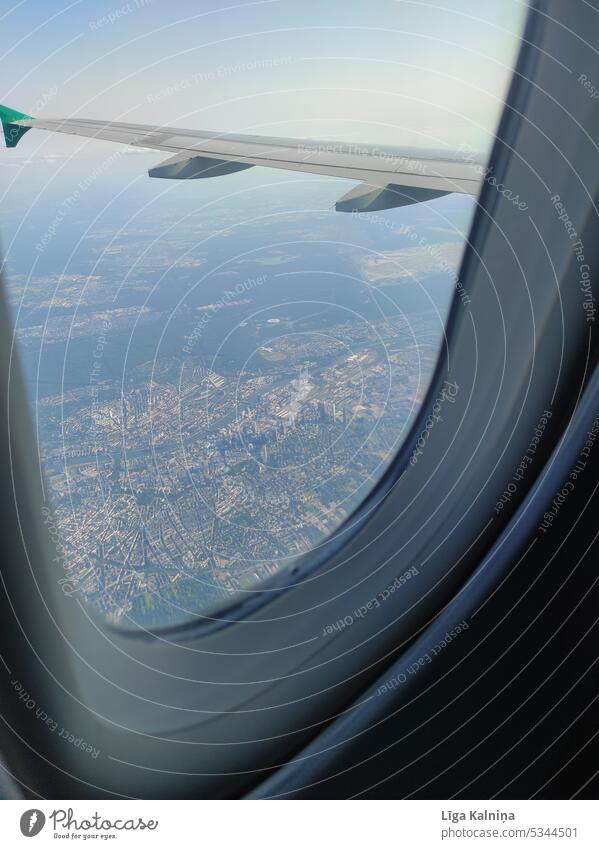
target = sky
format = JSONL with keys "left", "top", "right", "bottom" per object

{"left": 1, "top": 0, "right": 528, "bottom": 160}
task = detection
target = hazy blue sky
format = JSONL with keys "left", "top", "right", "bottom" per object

{"left": 1, "top": 0, "right": 527, "bottom": 158}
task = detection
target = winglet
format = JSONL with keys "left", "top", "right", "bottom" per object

{"left": 0, "top": 104, "right": 34, "bottom": 148}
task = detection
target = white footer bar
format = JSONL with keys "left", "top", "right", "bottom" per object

{"left": 0, "top": 800, "right": 596, "bottom": 848}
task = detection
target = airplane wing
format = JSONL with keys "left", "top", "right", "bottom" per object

{"left": 0, "top": 104, "right": 483, "bottom": 213}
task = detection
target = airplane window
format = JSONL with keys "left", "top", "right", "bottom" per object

{"left": 0, "top": 1, "right": 527, "bottom": 627}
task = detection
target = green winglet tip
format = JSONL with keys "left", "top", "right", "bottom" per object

{"left": 0, "top": 104, "right": 34, "bottom": 148}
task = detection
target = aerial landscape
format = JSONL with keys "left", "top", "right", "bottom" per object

{"left": 0, "top": 158, "right": 472, "bottom": 625}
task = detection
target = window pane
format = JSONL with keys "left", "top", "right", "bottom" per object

{"left": 0, "top": 0, "right": 527, "bottom": 626}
